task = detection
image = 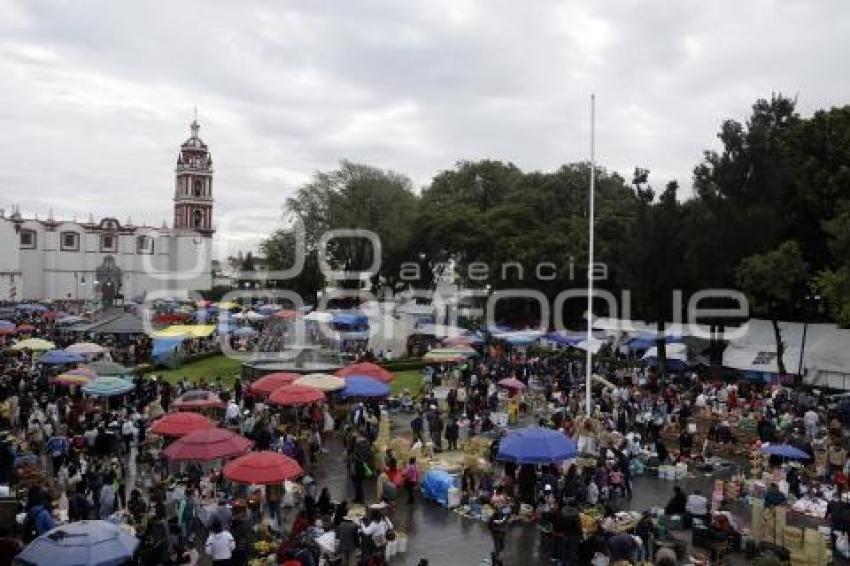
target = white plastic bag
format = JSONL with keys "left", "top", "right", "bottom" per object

{"left": 385, "top": 539, "right": 398, "bottom": 560}
{"left": 837, "top": 531, "right": 850, "bottom": 558}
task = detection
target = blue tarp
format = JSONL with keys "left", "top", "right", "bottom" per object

{"left": 485, "top": 324, "right": 514, "bottom": 334}
{"left": 420, "top": 470, "right": 456, "bottom": 506}
{"left": 340, "top": 376, "right": 391, "bottom": 398}
{"left": 152, "top": 337, "right": 183, "bottom": 363}
{"left": 627, "top": 334, "right": 681, "bottom": 350}
{"left": 546, "top": 332, "right": 586, "bottom": 346}
{"left": 39, "top": 350, "right": 84, "bottom": 365}
{"left": 332, "top": 312, "right": 369, "bottom": 328}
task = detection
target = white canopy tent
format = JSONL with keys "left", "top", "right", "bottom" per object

{"left": 722, "top": 318, "right": 850, "bottom": 389}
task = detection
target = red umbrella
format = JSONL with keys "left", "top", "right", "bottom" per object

{"left": 172, "top": 390, "right": 226, "bottom": 411}
{"left": 249, "top": 373, "right": 301, "bottom": 396}
{"left": 223, "top": 451, "right": 303, "bottom": 484}
{"left": 0, "top": 327, "right": 16, "bottom": 336}
{"left": 41, "top": 311, "right": 65, "bottom": 320}
{"left": 162, "top": 428, "right": 253, "bottom": 461}
{"left": 268, "top": 384, "right": 324, "bottom": 407}
{"left": 335, "top": 362, "right": 395, "bottom": 383}
{"left": 150, "top": 412, "right": 216, "bottom": 437}
{"left": 497, "top": 378, "right": 527, "bottom": 392}
{"left": 16, "top": 324, "right": 35, "bottom": 333}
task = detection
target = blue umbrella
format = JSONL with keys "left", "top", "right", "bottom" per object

{"left": 82, "top": 376, "right": 135, "bottom": 398}
{"left": 496, "top": 427, "right": 578, "bottom": 464}
{"left": 258, "top": 305, "right": 277, "bottom": 315}
{"left": 39, "top": 350, "right": 84, "bottom": 365}
{"left": 0, "top": 320, "right": 14, "bottom": 330}
{"left": 339, "top": 376, "right": 391, "bottom": 399}
{"left": 15, "top": 519, "right": 139, "bottom": 566}
{"left": 760, "top": 443, "right": 811, "bottom": 460}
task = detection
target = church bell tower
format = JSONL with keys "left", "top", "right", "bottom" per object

{"left": 174, "top": 114, "right": 214, "bottom": 233}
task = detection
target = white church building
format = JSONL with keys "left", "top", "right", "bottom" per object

{"left": 0, "top": 119, "right": 216, "bottom": 303}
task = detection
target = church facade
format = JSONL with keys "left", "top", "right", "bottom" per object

{"left": 0, "top": 119, "right": 216, "bottom": 303}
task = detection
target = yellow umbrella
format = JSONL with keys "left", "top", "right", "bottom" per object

{"left": 294, "top": 373, "right": 346, "bottom": 392}
{"left": 216, "top": 301, "right": 241, "bottom": 310}
{"left": 11, "top": 338, "right": 56, "bottom": 351}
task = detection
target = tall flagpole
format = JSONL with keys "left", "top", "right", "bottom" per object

{"left": 586, "top": 94, "right": 596, "bottom": 416}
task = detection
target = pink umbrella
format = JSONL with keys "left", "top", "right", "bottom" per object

{"left": 497, "top": 378, "right": 527, "bottom": 392}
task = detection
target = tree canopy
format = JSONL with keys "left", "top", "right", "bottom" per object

{"left": 261, "top": 95, "right": 850, "bottom": 335}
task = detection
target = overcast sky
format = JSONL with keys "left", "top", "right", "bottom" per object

{"left": 1, "top": 0, "right": 849, "bottom": 255}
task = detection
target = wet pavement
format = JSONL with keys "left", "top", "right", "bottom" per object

{"left": 305, "top": 414, "right": 752, "bottom": 566}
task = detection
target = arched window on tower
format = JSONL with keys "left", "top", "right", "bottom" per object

{"left": 193, "top": 209, "right": 204, "bottom": 229}
{"left": 193, "top": 179, "right": 203, "bottom": 197}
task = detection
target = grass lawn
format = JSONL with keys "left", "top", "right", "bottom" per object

{"left": 154, "top": 354, "right": 423, "bottom": 395}
{"left": 390, "top": 369, "right": 422, "bottom": 396}
{"left": 155, "top": 354, "right": 243, "bottom": 386}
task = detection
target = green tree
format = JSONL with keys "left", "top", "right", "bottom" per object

{"left": 621, "top": 170, "right": 688, "bottom": 378}
{"left": 735, "top": 241, "right": 809, "bottom": 374}
{"left": 816, "top": 201, "right": 850, "bottom": 326}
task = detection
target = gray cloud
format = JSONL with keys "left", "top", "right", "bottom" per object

{"left": 1, "top": 0, "right": 849, "bottom": 253}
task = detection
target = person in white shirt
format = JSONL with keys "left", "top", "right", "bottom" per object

{"left": 804, "top": 409, "right": 819, "bottom": 440}
{"left": 225, "top": 400, "right": 240, "bottom": 425}
{"left": 360, "top": 509, "right": 393, "bottom": 558}
{"left": 204, "top": 518, "right": 235, "bottom": 565}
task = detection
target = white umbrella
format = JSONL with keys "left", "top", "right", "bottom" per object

{"left": 245, "top": 311, "right": 268, "bottom": 321}
{"left": 305, "top": 311, "right": 333, "bottom": 323}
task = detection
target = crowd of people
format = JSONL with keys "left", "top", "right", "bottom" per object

{"left": 1, "top": 301, "right": 850, "bottom": 565}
